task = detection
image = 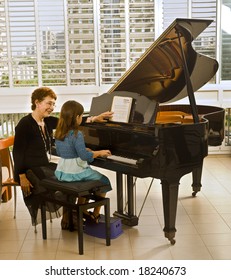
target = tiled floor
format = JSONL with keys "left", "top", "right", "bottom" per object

{"left": 1, "top": 155, "right": 231, "bottom": 260}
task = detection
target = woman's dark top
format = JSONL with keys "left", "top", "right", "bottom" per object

{"left": 13, "top": 114, "right": 58, "bottom": 181}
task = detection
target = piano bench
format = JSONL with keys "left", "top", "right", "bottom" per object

{"left": 38, "top": 176, "right": 111, "bottom": 255}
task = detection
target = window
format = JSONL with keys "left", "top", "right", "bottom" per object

{"left": 0, "top": 0, "right": 230, "bottom": 90}
{"left": 221, "top": 0, "right": 231, "bottom": 81}
{"left": 0, "top": 0, "right": 66, "bottom": 87}
{"left": 38, "top": 0, "right": 66, "bottom": 86}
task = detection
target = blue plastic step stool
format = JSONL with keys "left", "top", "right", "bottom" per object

{"left": 84, "top": 215, "right": 123, "bottom": 239}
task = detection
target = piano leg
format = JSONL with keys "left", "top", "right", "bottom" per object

{"left": 116, "top": 172, "right": 123, "bottom": 212}
{"left": 191, "top": 163, "right": 203, "bottom": 197}
{"left": 161, "top": 177, "right": 180, "bottom": 245}
{"left": 113, "top": 172, "right": 139, "bottom": 226}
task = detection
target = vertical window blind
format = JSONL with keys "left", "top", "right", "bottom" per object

{"left": 68, "top": 0, "right": 95, "bottom": 85}
{"left": 99, "top": 0, "right": 127, "bottom": 84}
{"left": 38, "top": 0, "right": 66, "bottom": 86}
{"left": 6, "top": 0, "right": 37, "bottom": 87}
{"left": 0, "top": 1, "right": 9, "bottom": 87}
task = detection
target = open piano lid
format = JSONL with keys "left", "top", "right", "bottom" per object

{"left": 108, "top": 18, "right": 218, "bottom": 104}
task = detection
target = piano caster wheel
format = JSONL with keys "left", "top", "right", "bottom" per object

{"left": 192, "top": 191, "right": 197, "bottom": 197}
{"left": 165, "top": 232, "right": 176, "bottom": 245}
{"left": 170, "top": 239, "right": 176, "bottom": 245}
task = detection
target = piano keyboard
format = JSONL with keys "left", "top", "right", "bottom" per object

{"left": 107, "top": 155, "right": 138, "bottom": 165}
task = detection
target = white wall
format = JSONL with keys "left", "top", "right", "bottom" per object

{"left": 0, "top": 85, "right": 112, "bottom": 114}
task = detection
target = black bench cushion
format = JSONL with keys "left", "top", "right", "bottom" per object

{"left": 40, "top": 176, "right": 107, "bottom": 196}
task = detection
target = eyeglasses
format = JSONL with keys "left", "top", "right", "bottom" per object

{"left": 44, "top": 101, "right": 56, "bottom": 107}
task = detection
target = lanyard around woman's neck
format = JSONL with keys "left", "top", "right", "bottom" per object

{"left": 38, "top": 122, "right": 52, "bottom": 161}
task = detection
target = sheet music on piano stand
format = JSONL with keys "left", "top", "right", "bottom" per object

{"left": 110, "top": 96, "right": 134, "bottom": 123}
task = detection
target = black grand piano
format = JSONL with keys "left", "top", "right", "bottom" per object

{"left": 80, "top": 18, "right": 225, "bottom": 245}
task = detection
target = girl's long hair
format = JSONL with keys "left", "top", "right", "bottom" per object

{"left": 55, "top": 100, "right": 84, "bottom": 140}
